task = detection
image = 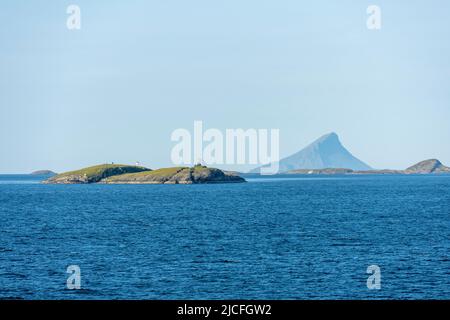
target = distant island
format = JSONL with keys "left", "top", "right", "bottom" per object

{"left": 31, "top": 170, "right": 57, "bottom": 175}
{"left": 250, "top": 132, "right": 450, "bottom": 175}
{"left": 43, "top": 164, "right": 246, "bottom": 184}
{"left": 285, "top": 159, "right": 450, "bottom": 175}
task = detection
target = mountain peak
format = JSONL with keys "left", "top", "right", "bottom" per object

{"left": 314, "top": 132, "right": 340, "bottom": 145}
{"left": 322, "top": 132, "right": 338, "bottom": 139}
{"left": 250, "top": 132, "right": 372, "bottom": 173}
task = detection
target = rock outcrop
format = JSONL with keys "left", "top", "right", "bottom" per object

{"left": 404, "top": 159, "right": 450, "bottom": 174}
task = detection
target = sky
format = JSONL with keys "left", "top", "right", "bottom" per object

{"left": 1, "top": 0, "right": 450, "bottom": 173}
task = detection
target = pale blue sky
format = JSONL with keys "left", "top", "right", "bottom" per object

{"left": 1, "top": 1, "right": 449, "bottom": 173}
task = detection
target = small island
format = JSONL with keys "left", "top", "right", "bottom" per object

{"left": 31, "top": 170, "right": 57, "bottom": 175}
{"left": 43, "top": 164, "right": 246, "bottom": 184}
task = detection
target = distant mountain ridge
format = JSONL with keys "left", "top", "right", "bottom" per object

{"left": 250, "top": 132, "right": 372, "bottom": 173}
{"left": 282, "top": 159, "right": 450, "bottom": 175}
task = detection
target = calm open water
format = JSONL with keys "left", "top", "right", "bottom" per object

{"left": 0, "top": 174, "right": 449, "bottom": 299}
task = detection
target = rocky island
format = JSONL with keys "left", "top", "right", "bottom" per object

{"left": 43, "top": 164, "right": 246, "bottom": 184}
{"left": 283, "top": 159, "right": 450, "bottom": 175}
{"left": 404, "top": 159, "right": 450, "bottom": 174}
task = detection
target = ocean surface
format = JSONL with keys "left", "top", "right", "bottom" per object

{"left": 0, "top": 174, "right": 449, "bottom": 299}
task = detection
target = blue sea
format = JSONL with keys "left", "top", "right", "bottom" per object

{"left": 0, "top": 174, "right": 449, "bottom": 300}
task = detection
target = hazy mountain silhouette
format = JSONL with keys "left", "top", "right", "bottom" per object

{"left": 250, "top": 132, "right": 372, "bottom": 173}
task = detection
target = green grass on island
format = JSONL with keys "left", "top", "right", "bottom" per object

{"left": 47, "top": 164, "right": 151, "bottom": 183}
{"left": 104, "top": 167, "right": 187, "bottom": 181}
{"left": 45, "top": 163, "right": 246, "bottom": 184}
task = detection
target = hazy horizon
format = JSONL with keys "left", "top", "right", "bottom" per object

{"left": 1, "top": 1, "right": 450, "bottom": 173}
{"left": 2, "top": 130, "right": 448, "bottom": 174}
